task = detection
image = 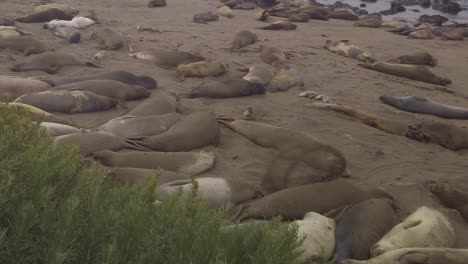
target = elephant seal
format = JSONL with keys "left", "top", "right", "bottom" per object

{"left": 43, "top": 71, "right": 157, "bottom": 90}
{"left": 380, "top": 95, "right": 468, "bottom": 120}
{"left": 92, "top": 150, "right": 215, "bottom": 175}
{"left": 90, "top": 28, "right": 124, "bottom": 50}
{"left": 40, "top": 122, "right": 82, "bottom": 137}
{"left": 5, "top": 102, "right": 75, "bottom": 126}
{"left": 342, "top": 248, "right": 468, "bottom": 264}
{"left": 104, "top": 167, "right": 190, "bottom": 186}
{"left": 335, "top": 199, "right": 400, "bottom": 263}
{"left": 0, "top": 36, "right": 49, "bottom": 55}
{"left": 232, "top": 181, "right": 394, "bottom": 221}
{"left": 325, "top": 40, "right": 376, "bottom": 63}
{"left": 14, "top": 90, "right": 118, "bottom": 113}
{"left": 50, "top": 80, "right": 151, "bottom": 101}
{"left": 428, "top": 182, "right": 468, "bottom": 221}
{"left": 218, "top": 6, "right": 234, "bottom": 18}
{"left": 358, "top": 62, "right": 451, "bottom": 85}
{"left": 184, "top": 79, "right": 265, "bottom": 98}
{"left": 441, "top": 28, "right": 464, "bottom": 40}
{"left": 155, "top": 178, "right": 261, "bottom": 208}
{"left": 97, "top": 113, "right": 183, "bottom": 138}
{"left": 388, "top": 51, "right": 438, "bottom": 66}
{"left": 175, "top": 60, "right": 227, "bottom": 81}
{"left": 408, "top": 29, "right": 434, "bottom": 39}
{"left": 15, "top": 8, "right": 73, "bottom": 23}
{"left": 34, "top": 4, "right": 78, "bottom": 16}
{"left": 242, "top": 64, "right": 275, "bottom": 86}
{"left": 259, "top": 45, "right": 286, "bottom": 67}
{"left": 382, "top": 21, "right": 407, "bottom": 28}
{"left": 288, "top": 13, "right": 309, "bottom": 22}
{"left": 231, "top": 30, "right": 257, "bottom": 49}
{"left": 51, "top": 26, "right": 81, "bottom": 43}
{"left": 268, "top": 64, "right": 304, "bottom": 92}
{"left": 354, "top": 18, "right": 382, "bottom": 27}
{"left": 137, "top": 111, "right": 220, "bottom": 152}
{"left": 370, "top": 206, "right": 455, "bottom": 257}
{"left": 255, "top": 10, "right": 270, "bottom": 21}
{"left": 125, "top": 91, "right": 178, "bottom": 116}
{"left": 0, "top": 29, "right": 20, "bottom": 39}
{"left": 0, "top": 17, "right": 15, "bottom": 26}
{"left": 193, "top": 11, "right": 219, "bottom": 23}
{"left": 10, "top": 52, "right": 100, "bottom": 74}
{"left": 330, "top": 9, "right": 359, "bottom": 21}
{"left": 55, "top": 131, "right": 150, "bottom": 156}
{"left": 0, "top": 77, "right": 50, "bottom": 102}
{"left": 148, "top": 0, "right": 167, "bottom": 7}
{"left": 43, "top": 16, "right": 95, "bottom": 29}
{"left": 292, "top": 212, "right": 336, "bottom": 264}
{"left": 256, "top": 21, "right": 297, "bottom": 30}
{"left": 130, "top": 50, "right": 205, "bottom": 67}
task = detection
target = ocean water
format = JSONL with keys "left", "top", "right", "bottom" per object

{"left": 314, "top": 0, "right": 468, "bottom": 23}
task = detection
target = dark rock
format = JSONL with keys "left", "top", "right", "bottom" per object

{"left": 147, "top": 0, "right": 166, "bottom": 7}
{"left": 418, "top": 14, "right": 449, "bottom": 26}
{"left": 398, "top": 0, "right": 419, "bottom": 6}
{"left": 419, "top": 0, "right": 431, "bottom": 8}
{"left": 360, "top": 3, "right": 367, "bottom": 8}
{"left": 361, "top": 0, "right": 376, "bottom": 2}
{"left": 432, "top": 0, "right": 461, "bottom": 14}
{"left": 379, "top": 0, "right": 406, "bottom": 15}
{"left": 411, "top": 8, "right": 420, "bottom": 12}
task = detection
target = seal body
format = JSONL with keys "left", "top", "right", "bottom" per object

{"left": 40, "top": 122, "right": 81, "bottom": 137}
{"left": 91, "top": 28, "right": 124, "bottom": 50}
{"left": 428, "top": 182, "right": 468, "bottom": 221}
{"left": 0, "top": 17, "right": 15, "bottom": 26}
{"left": 193, "top": 12, "right": 219, "bottom": 23}
{"left": 148, "top": 0, "right": 167, "bottom": 7}
{"left": 330, "top": 9, "right": 359, "bottom": 21}
{"left": 44, "top": 16, "right": 95, "bottom": 29}
{"left": 288, "top": 13, "right": 309, "bottom": 22}
{"left": 257, "top": 21, "right": 297, "bottom": 30}
{"left": 15, "top": 8, "right": 73, "bottom": 23}
{"left": 186, "top": 79, "right": 265, "bottom": 98}
{"left": 388, "top": 51, "right": 438, "bottom": 66}
{"left": 408, "top": 29, "right": 434, "bottom": 39}
{"left": 0, "top": 36, "right": 49, "bottom": 55}
{"left": 175, "top": 60, "right": 227, "bottom": 81}
{"left": 342, "top": 248, "right": 468, "bottom": 264}
{"left": 132, "top": 51, "right": 205, "bottom": 67}
{"left": 259, "top": 45, "right": 286, "bottom": 67}
{"left": 354, "top": 18, "right": 382, "bottom": 27}
{"left": 4, "top": 102, "right": 74, "bottom": 125}
{"left": 34, "top": 4, "right": 78, "bottom": 16}
{"left": 51, "top": 26, "right": 81, "bottom": 43}
{"left": 231, "top": 30, "right": 257, "bottom": 49}
{"left": 218, "top": 6, "right": 234, "bottom": 18}
{"left": 440, "top": 28, "right": 464, "bottom": 40}
{"left": 0, "top": 77, "right": 50, "bottom": 102}
{"left": 0, "top": 29, "right": 20, "bottom": 39}
{"left": 125, "top": 92, "right": 178, "bottom": 116}
{"left": 242, "top": 64, "right": 275, "bottom": 86}
{"left": 268, "top": 64, "right": 304, "bottom": 92}
{"left": 325, "top": 40, "right": 375, "bottom": 63}
{"left": 10, "top": 52, "right": 100, "bottom": 74}
{"left": 104, "top": 167, "right": 190, "bottom": 186}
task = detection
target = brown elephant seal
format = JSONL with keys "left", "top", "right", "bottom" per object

{"left": 103, "top": 167, "right": 190, "bottom": 186}
{"left": 10, "top": 52, "right": 100, "bottom": 74}
{"left": 130, "top": 50, "right": 205, "bottom": 67}
{"left": 325, "top": 40, "right": 376, "bottom": 63}
{"left": 380, "top": 95, "right": 468, "bottom": 120}
{"left": 232, "top": 181, "right": 394, "bottom": 221}
{"left": 43, "top": 71, "right": 157, "bottom": 90}
{"left": 50, "top": 80, "right": 151, "bottom": 101}
{"left": 0, "top": 77, "right": 50, "bottom": 102}
{"left": 242, "top": 64, "right": 275, "bottom": 86}
{"left": 175, "top": 60, "right": 227, "bottom": 81}
{"left": 14, "top": 90, "right": 118, "bottom": 113}
{"left": 256, "top": 21, "right": 297, "bottom": 30}
{"left": 354, "top": 18, "right": 382, "bottom": 28}
{"left": 0, "top": 17, "right": 15, "bottom": 26}
{"left": 147, "top": 0, "right": 167, "bottom": 7}
{"left": 0, "top": 36, "right": 49, "bottom": 55}
{"left": 358, "top": 62, "right": 451, "bottom": 85}
{"left": 125, "top": 91, "right": 178, "bottom": 116}
{"left": 184, "top": 79, "right": 265, "bottom": 99}
{"left": 5, "top": 102, "right": 75, "bottom": 126}
{"left": 268, "top": 64, "right": 304, "bottom": 92}
{"left": 259, "top": 45, "right": 286, "bottom": 67}
{"left": 51, "top": 26, "right": 81, "bottom": 43}
{"left": 40, "top": 122, "right": 82, "bottom": 137}
{"left": 335, "top": 198, "right": 400, "bottom": 263}
{"left": 15, "top": 8, "right": 73, "bottom": 23}
{"left": 34, "top": 4, "right": 78, "bottom": 16}
{"left": 97, "top": 113, "right": 183, "bottom": 138}
{"left": 370, "top": 206, "right": 455, "bottom": 257}
{"left": 288, "top": 13, "right": 309, "bottom": 22}
{"left": 255, "top": 10, "right": 270, "bottom": 21}
{"left": 90, "top": 28, "right": 124, "bottom": 50}
{"left": 231, "top": 30, "right": 257, "bottom": 49}
{"left": 330, "top": 9, "right": 359, "bottom": 21}
{"left": 193, "top": 11, "right": 219, "bottom": 23}
{"left": 441, "top": 28, "right": 464, "bottom": 40}
{"left": 302, "top": 7, "right": 330, "bottom": 21}
{"left": 92, "top": 150, "right": 215, "bottom": 175}
{"left": 0, "top": 29, "right": 20, "bottom": 39}
{"left": 155, "top": 178, "right": 261, "bottom": 208}
{"left": 342, "top": 248, "right": 468, "bottom": 264}
{"left": 388, "top": 51, "right": 438, "bottom": 66}
{"left": 428, "top": 182, "right": 468, "bottom": 221}
{"left": 408, "top": 29, "right": 434, "bottom": 39}
{"left": 137, "top": 111, "right": 220, "bottom": 152}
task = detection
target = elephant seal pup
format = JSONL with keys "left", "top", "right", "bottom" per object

{"left": 14, "top": 90, "right": 118, "bottom": 113}
{"left": 5, "top": 102, "right": 75, "bottom": 126}
{"left": 125, "top": 91, "right": 178, "bottom": 116}
{"left": 288, "top": 13, "right": 309, "bottom": 22}
{"left": 43, "top": 71, "right": 157, "bottom": 90}
{"left": 428, "top": 182, "right": 468, "bottom": 221}
{"left": 231, "top": 30, "right": 257, "bottom": 49}
{"left": 291, "top": 212, "right": 336, "bottom": 264}
{"left": 388, "top": 51, "right": 438, "bottom": 66}
{"left": 441, "top": 28, "right": 464, "bottom": 40}
{"left": 97, "top": 113, "right": 183, "bottom": 138}
{"left": 155, "top": 178, "right": 261, "bottom": 208}
{"left": 0, "top": 17, "right": 15, "bottom": 26}
{"left": 34, "top": 4, "right": 79, "bottom": 16}
{"left": 148, "top": 0, "right": 167, "bottom": 7}
{"left": 175, "top": 60, "right": 227, "bottom": 81}
{"left": 380, "top": 95, "right": 468, "bottom": 120}
{"left": 0, "top": 29, "right": 20, "bottom": 39}
{"left": 358, "top": 62, "right": 451, "bottom": 86}
{"left": 184, "top": 79, "right": 265, "bottom": 98}
{"left": 330, "top": 9, "right": 359, "bottom": 21}
{"left": 256, "top": 21, "right": 297, "bottom": 30}
{"left": 0, "top": 77, "right": 50, "bottom": 102}
{"left": 40, "top": 122, "right": 81, "bottom": 137}
{"left": 255, "top": 10, "right": 270, "bottom": 21}
{"left": 55, "top": 131, "right": 150, "bottom": 156}
{"left": 43, "top": 16, "right": 95, "bottom": 29}
{"left": 137, "top": 111, "right": 220, "bottom": 151}
{"left": 218, "top": 6, "right": 234, "bottom": 18}
{"left": 354, "top": 18, "right": 382, "bottom": 28}
{"left": 259, "top": 45, "right": 286, "bottom": 67}
{"left": 193, "top": 11, "right": 219, "bottom": 23}
{"left": 50, "top": 80, "right": 151, "bottom": 101}
{"left": 325, "top": 40, "right": 376, "bottom": 63}
{"left": 408, "top": 29, "right": 434, "bottom": 39}
{"left": 130, "top": 50, "right": 205, "bottom": 67}
{"left": 10, "top": 52, "right": 100, "bottom": 74}
{"left": 0, "top": 36, "right": 49, "bottom": 55}
{"left": 342, "top": 248, "right": 468, "bottom": 264}
{"left": 232, "top": 181, "right": 394, "bottom": 221}
{"left": 242, "top": 64, "right": 275, "bottom": 86}
{"left": 92, "top": 150, "right": 215, "bottom": 175}
{"left": 370, "top": 206, "right": 455, "bottom": 257}
{"left": 104, "top": 167, "right": 190, "bottom": 186}
{"left": 15, "top": 8, "right": 73, "bottom": 23}
{"left": 335, "top": 199, "right": 400, "bottom": 263}
{"left": 90, "top": 28, "right": 124, "bottom": 50}
{"left": 51, "top": 26, "right": 81, "bottom": 43}
{"left": 268, "top": 64, "right": 304, "bottom": 92}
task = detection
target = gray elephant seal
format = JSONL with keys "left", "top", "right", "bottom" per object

{"left": 125, "top": 91, "right": 178, "bottom": 116}
{"left": 242, "top": 64, "right": 275, "bottom": 86}
{"left": 231, "top": 30, "right": 257, "bottom": 49}
{"left": 325, "top": 40, "right": 376, "bottom": 63}
{"left": 354, "top": 18, "right": 382, "bottom": 28}
{"left": 42, "top": 71, "right": 157, "bottom": 90}
{"left": 193, "top": 11, "right": 219, "bottom": 23}
{"left": 34, "top": 4, "right": 78, "bottom": 16}
{"left": 288, "top": 13, "right": 309, "bottom": 22}
{"left": 428, "top": 182, "right": 468, "bottom": 221}
{"left": 130, "top": 50, "right": 205, "bottom": 67}
{"left": 0, "top": 36, "right": 49, "bottom": 55}
{"left": 97, "top": 113, "right": 183, "bottom": 138}
{"left": 184, "top": 79, "right": 265, "bottom": 98}
{"left": 358, "top": 62, "right": 451, "bottom": 86}
{"left": 232, "top": 181, "right": 394, "bottom": 221}
{"left": 55, "top": 131, "right": 150, "bottom": 156}
{"left": 155, "top": 178, "right": 261, "bottom": 208}
{"left": 175, "top": 60, "right": 227, "bottom": 81}
{"left": 137, "top": 111, "right": 220, "bottom": 151}
{"left": 51, "top": 26, "right": 81, "bottom": 43}
{"left": 92, "top": 150, "right": 215, "bottom": 175}
{"left": 342, "top": 248, "right": 468, "bottom": 264}
{"left": 90, "top": 28, "right": 124, "bottom": 50}
{"left": 104, "top": 167, "right": 190, "bottom": 186}
{"left": 10, "top": 52, "right": 100, "bottom": 74}
{"left": 330, "top": 9, "right": 359, "bottom": 21}
{"left": 259, "top": 45, "right": 286, "bottom": 67}
{"left": 388, "top": 51, "right": 438, "bottom": 66}
{"left": 40, "top": 122, "right": 82, "bottom": 137}
{"left": 256, "top": 21, "right": 297, "bottom": 30}
{"left": 148, "top": 0, "right": 167, "bottom": 7}
{"left": 335, "top": 198, "right": 400, "bottom": 263}
{"left": 0, "top": 77, "right": 50, "bottom": 102}
{"left": 14, "top": 90, "right": 118, "bottom": 113}
{"left": 380, "top": 95, "right": 468, "bottom": 120}
{"left": 15, "top": 8, "right": 73, "bottom": 23}
{"left": 0, "top": 17, "right": 15, "bottom": 26}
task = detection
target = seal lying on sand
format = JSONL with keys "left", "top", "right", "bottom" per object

{"left": 184, "top": 79, "right": 265, "bottom": 98}
{"left": 242, "top": 64, "right": 275, "bottom": 86}
{"left": 388, "top": 51, "right": 438, "bottom": 66}
{"left": 193, "top": 11, "right": 219, "bottom": 23}
{"left": 130, "top": 50, "right": 205, "bottom": 67}
{"left": 428, "top": 181, "right": 468, "bottom": 221}
{"left": 90, "top": 28, "right": 124, "bottom": 50}
{"left": 358, "top": 62, "right": 451, "bottom": 86}
{"left": 34, "top": 4, "right": 78, "bottom": 16}
{"left": 50, "top": 26, "right": 81, "bottom": 43}
{"left": 256, "top": 21, "right": 297, "bottom": 30}
{"left": 43, "top": 16, "right": 95, "bottom": 29}
{"left": 325, "top": 40, "right": 375, "bottom": 63}
{"left": 0, "top": 36, "right": 49, "bottom": 55}
{"left": 15, "top": 8, "right": 73, "bottom": 23}
{"left": 0, "top": 77, "right": 50, "bottom": 102}
{"left": 10, "top": 52, "right": 100, "bottom": 74}
{"left": 5, "top": 102, "right": 74, "bottom": 126}
{"left": 124, "top": 91, "right": 178, "bottom": 116}
{"left": 0, "top": 17, "right": 15, "bottom": 26}
{"left": 354, "top": 18, "right": 382, "bottom": 28}
{"left": 342, "top": 248, "right": 468, "bottom": 264}
{"left": 259, "top": 45, "right": 286, "bottom": 67}
{"left": 380, "top": 95, "right": 468, "bottom": 119}
{"left": 175, "top": 60, "right": 227, "bottom": 81}
{"left": 268, "top": 64, "right": 304, "bottom": 92}
{"left": 231, "top": 30, "right": 257, "bottom": 49}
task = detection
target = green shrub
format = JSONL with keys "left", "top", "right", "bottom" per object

{"left": 0, "top": 106, "right": 302, "bottom": 264}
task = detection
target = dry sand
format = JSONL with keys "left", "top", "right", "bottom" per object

{"left": 3, "top": 0, "right": 468, "bottom": 247}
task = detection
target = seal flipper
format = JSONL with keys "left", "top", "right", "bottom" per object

{"left": 85, "top": 61, "right": 102, "bottom": 68}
